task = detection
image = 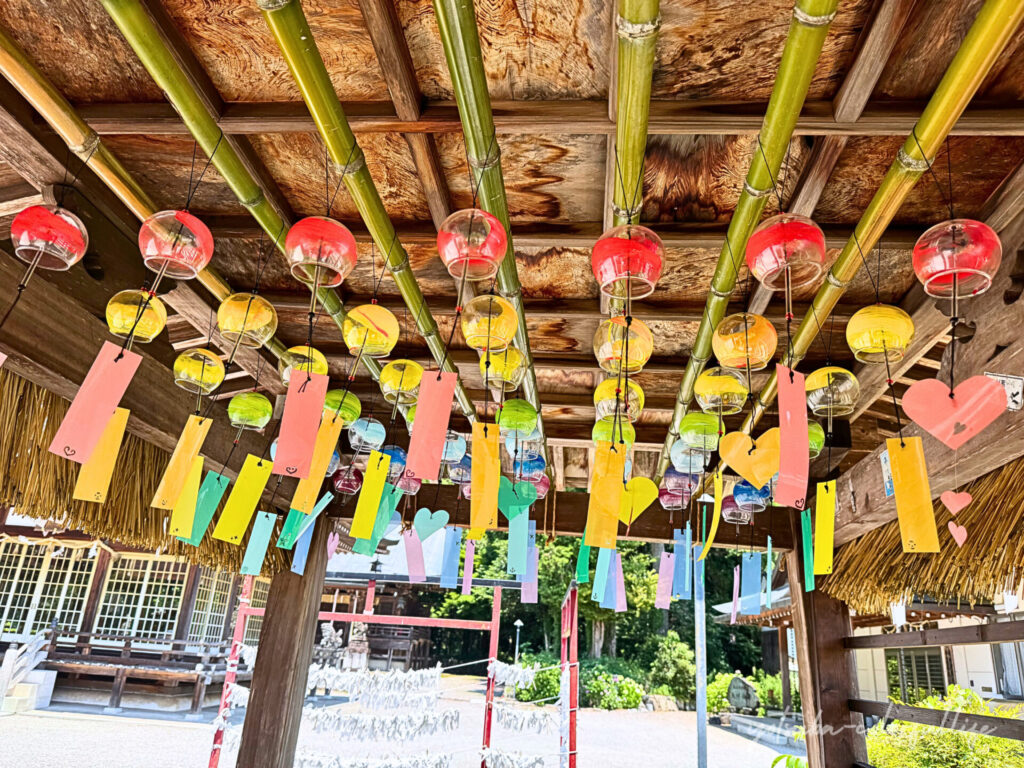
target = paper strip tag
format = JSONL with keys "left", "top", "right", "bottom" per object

{"left": 352, "top": 483, "right": 401, "bottom": 555}
{"left": 740, "top": 552, "right": 762, "bottom": 615}
{"left": 698, "top": 470, "right": 723, "bottom": 561}
{"left": 575, "top": 543, "right": 591, "bottom": 585}
{"left": 775, "top": 365, "right": 808, "bottom": 508}
{"left": 440, "top": 527, "right": 462, "bottom": 589}
{"left": 814, "top": 480, "right": 836, "bottom": 575}
{"left": 470, "top": 422, "right": 500, "bottom": 531}
{"left": 240, "top": 512, "right": 276, "bottom": 575}
{"left": 888, "top": 436, "right": 939, "bottom": 553}
{"left": 212, "top": 455, "right": 273, "bottom": 544}
{"left": 277, "top": 492, "right": 332, "bottom": 550}
{"left": 351, "top": 451, "right": 391, "bottom": 539}
{"left": 614, "top": 552, "right": 627, "bottom": 613}
{"left": 801, "top": 508, "right": 815, "bottom": 592}
{"left": 290, "top": 413, "right": 345, "bottom": 514}
{"left": 673, "top": 525, "right": 692, "bottom": 599}
{"left": 507, "top": 511, "right": 530, "bottom": 576}
{"left": 273, "top": 372, "right": 328, "bottom": 479}
{"left": 591, "top": 547, "right": 611, "bottom": 602}
{"left": 600, "top": 549, "right": 618, "bottom": 609}
{"left": 73, "top": 407, "right": 130, "bottom": 504}
{"left": 152, "top": 414, "right": 213, "bottom": 509}
{"left": 177, "top": 470, "right": 231, "bottom": 546}
{"left": 49, "top": 341, "right": 141, "bottom": 464}
{"left": 522, "top": 546, "right": 539, "bottom": 604}
{"left": 655, "top": 551, "right": 674, "bottom": 610}
{"left": 403, "top": 530, "right": 426, "bottom": 583}
{"left": 584, "top": 442, "right": 625, "bottom": 549}
{"left": 406, "top": 371, "right": 457, "bottom": 481}
{"left": 879, "top": 449, "right": 894, "bottom": 496}
{"left": 168, "top": 456, "right": 204, "bottom": 538}
{"left": 290, "top": 519, "right": 316, "bottom": 575}
{"left": 461, "top": 539, "right": 476, "bottom": 595}
{"left": 730, "top": 565, "right": 740, "bottom": 624}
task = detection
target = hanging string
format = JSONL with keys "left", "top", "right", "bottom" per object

{"left": 185, "top": 133, "right": 225, "bottom": 211}
{"left": 910, "top": 130, "right": 956, "bottom": 220}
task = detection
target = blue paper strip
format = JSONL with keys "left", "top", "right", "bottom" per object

{"left": 673, "top": 524, "right": 693, "bottom": 599}
{"left": 240, "top": 512, "right": 276, "bottom": 575}
{"left": 600, "top": 548, "right": 618, "bottom": 609}
{"left": 591, "top": 548, "right": 612, "bottom": 602}
{"left": 440, "top": 527, "right": 462, "bottom": 589}
{"left": 740, "top": 552, "right": 762, "bottom": 615}
{"left": 290, "top": 519, "right": 315, "bottom": 575}
{"left": 507, "top": 513, "right": 530, "bottom": 576}
{"left": 177, "top": 471, "right": 230, "bottom": 546}
{"left": 517, "top": 521, "right": 539, "bottom": 583}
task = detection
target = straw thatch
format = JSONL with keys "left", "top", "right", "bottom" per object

{"left": 0, "top": 368, "right": 287, "bottom": 574}
{"left": 820, "top": 457, "right": 1024, "bottom": 614}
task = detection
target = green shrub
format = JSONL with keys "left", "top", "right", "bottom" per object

{"left": 867, "top": 686, "right": 1024, "bottom": 768}
{"left": 706, "top": 672, "right": 735, "bottom": 715}
{"left": 582, "top": 671, "right": 645, "bottom": 709}
{"left": 513, "top": 651, "right": 561, "bottom": 704}
{"left": 646, "top": 630, "right": 696, "bottom": 702}
{"left": 579, "top": 656, "right": 646, "bottom": 684}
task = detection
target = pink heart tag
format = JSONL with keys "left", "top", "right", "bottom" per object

{"left": 902, "top": 376, "right": 1006, "bottom": 451}
{"left": 326, "top": 531, "right": 341, "bottom": 558}
{"left": 947, "top": 521, "right": 968, "bottom": 547}
{"left": 940, "top": 490, "right": 972, "bottom": 516}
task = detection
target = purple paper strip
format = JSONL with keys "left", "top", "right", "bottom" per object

{"left": 521, "top": 546, "right": 539, "bottom": 604}
{"left": 655, "top": 552, "right": 674, "bottom": 610}
{"left": 615, "top": 552, "right": 627, "bottom": 613}
{"left": 461, "top": 539, "right": 476, "bottom": 595}
{"left": 403, "top": 529, "right": 426, "bottom": 583}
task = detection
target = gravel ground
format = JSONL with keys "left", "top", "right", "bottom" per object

{"left": 0, "top": 682, "right": 791, "bottom": 768}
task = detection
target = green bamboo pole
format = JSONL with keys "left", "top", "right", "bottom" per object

{"left": 255, "top": 0, "right": 478, "bottom": 420}
{"left": 431, "top": 0, "right": 546, "bottom": 444}
{"left": 0, "top": 23, "right": 289, "bottom": 362}
{"left": 654, "top": 0, "right": 839, "bottom": 482}
{"left": 740, "top": 0, "right": 1024, "bottom": 438}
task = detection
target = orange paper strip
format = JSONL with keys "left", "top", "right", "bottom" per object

{"left": 698, "top": 469, "right": 724, "bottom": 561}
{"left": 49, "top": 341, "right": 141, "bottom": 464}
{"left": 152, "top": 414, "right": 212, "bottom": 509}
{"left": 72, "top": 407, "right": 130, "bottom": 504}
{"left": 168, "top": 456, "right": 204, "bottom": 537}
{"left": 887, "top": 437, "right": 940, "bottom": 553}
{"left": 584, "top": 442, "right": 625, "bottom": 549}
{"left": 470, "top": 422, "right": 501, "bottom": 531}
{"left": 273, "top": 372, "right": 328, "bottom": 479}
{"left": 290, "top": 413, "right": 345, "bottom": 514}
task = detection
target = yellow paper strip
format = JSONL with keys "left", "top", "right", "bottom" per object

{"left": 212, "top": 455, "right": 274, "bottom": 544}
{"left": 698, "top": 469, "right": 724, "bottom": 561}
{"left": 168, "top": 456, "right": 204, "bottom": 537}
{"left": 584, "top": 442, "right": 625, "bottom": 549}
{"left": 351, "top": 451, "right": 390, "bottom": 539}
{"left": 470, "top": 422, "right": 501, "bottom": 532}
{"left": 814, "top": 480, "right": 836, "bottom": 575}
{"left": 152, "top": 414, "right": 213, "bottom": 509}
{"left": 291, "top": 414, "right": 345, "bottom": 514}
{"left": 888, "top": 436, "right": 940, "bottom": 553}
{"left": 467, "top": 527, "right": 485, "bottom": 540}
{"left": 72, "top": 408, "right": 130, "bottom": 504}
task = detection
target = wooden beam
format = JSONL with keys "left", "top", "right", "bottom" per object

{"left": 845, "top": 619, "right": 1024, "bottom": 649}
{"left": 71, "top": 99, "right": 1024, "bottom": 137}
{"left": 0, "top": 178, "right": 43, "bottom": 217}
{"left": 849, "top": 699, "right": 1024, "bottom": 741}
{"left": 236, "top": 516, "right": 330, "bottom": 767}
{"left": 328, "top": 483, "right": 793, "bottom": 549}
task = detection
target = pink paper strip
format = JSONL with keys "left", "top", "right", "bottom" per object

{"left": 461, "top": 539, "right": 475, "bottom": 595}
{"left": 273, "top": 372, "right": 328, "bottom": 479}
{"left": 655, "top": 552, "right": 674, "bottom": 610}
{"left": 49, "top": 341, "right": 141, "bottom": 465}
{"left": 775, "top": 364, "right": 809, "bottom": 508}
{"left": 522, "top": 547, "right": 539, "bottom": 604}
{"left": 730, "top": 565, "right": 741, "bottom": 625}
{"left": 406, "top": 371, "right": 458, "bottom": 481}
{"left": 403, "top": 529, "right": 426, "bottom": 583}
{"left": 614, "top": 552, "right": 627, "bottom": 613}
{"left": 0, "top": 352, "right": 7, "bottom": 368}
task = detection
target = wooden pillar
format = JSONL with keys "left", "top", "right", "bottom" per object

{"left": 221, "top": 575, "right": 241, "bottom": 642}
{"left": 786, "top": 549, "right": 867, "bottom": 768}
{"left": 779, "top": 626, "right": 792, "bottom": 714}
{"left": 236, "top": 515, "right": 331, "bottom": 768}
{"left": 78, "top": 548, "right": 111, "bottom": 643}
{"left": 175, "top": 564, "right": 202, "bottom": 642}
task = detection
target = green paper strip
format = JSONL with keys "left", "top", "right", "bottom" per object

{"left": 240, "top": 512, "right": 276, "bottom": 575}
{"left": 800, "top": 508, "right": 815, "bottom": 593}
{"left": 278, "top": 492, "right": 334, "bottom": 549}
{"left": 353, "top": 483, "right": 401, "bottom": 555}
{"left": 177, "top": 471, "right": 230, "bottom": 547}
{"left": 575, "top": 543, "right": 591, "bottom": 584}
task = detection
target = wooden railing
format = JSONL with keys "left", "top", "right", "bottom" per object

{"left": 1, "top": 629, "right": 49, "bottom": 697}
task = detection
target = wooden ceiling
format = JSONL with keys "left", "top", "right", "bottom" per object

{"left": 2, "top": 0, "right": 1024, "bottom": 491}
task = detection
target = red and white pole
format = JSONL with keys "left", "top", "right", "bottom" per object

{"left": 208, "top": 575, "right": 254, "bottom": 768}
{"left": 480, "top": 585, "right": 502, "bottom": 767}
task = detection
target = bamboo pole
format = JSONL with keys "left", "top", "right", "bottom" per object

{"left": 254, "top": 0, "right": 476, "bottom": 420}
{"left": 430, "top": 0, "right": 546, "bottom": 446}
{"left": 654, "top": 0, "right": 839, "bottom": 482}
{"left": 740, "top": 0, "right": 1024, "bottom": 438}
{"left": 0, "top": 24, "right": 289, "bottom": 361}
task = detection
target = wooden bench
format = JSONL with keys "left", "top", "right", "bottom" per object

{"left": 43, "top": 633, "right": 252, "bottom": 714}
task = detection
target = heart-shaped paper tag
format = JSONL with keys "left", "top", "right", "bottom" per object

{"left": 719, "top": 428, "right": 781, "bottom": 489}
{"left": 940, "top": 490, "right": 972, "bottom": 516}
{"left": 948, "top": 521, "right": 968, "bottom": 547}
{"left": 902, "top": 376, "right": 1007, "bottom": 451}
{"left": 326, "top": 531, "right": 341, "bottom": 558}
{"left": 498, "top": 476, "right": 538, "bottom": 519}
{"left": 618, "top": 476, "right": 659, "bottom": 524}
{"left": 413, "top": 507, "right": 449, "bottom": 541}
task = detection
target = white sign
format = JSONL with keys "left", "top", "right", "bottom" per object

{"left": 879, "top": 450, "right": 894, "bottom": 497}
{"left": 985, "top": 372, "right": 1024, "bottom": 411}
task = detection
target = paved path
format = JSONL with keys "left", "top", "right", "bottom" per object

{"left": 0, "top": 694, "right": 791, "bottom": 768}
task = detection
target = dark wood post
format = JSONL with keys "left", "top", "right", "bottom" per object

{"left": 779, "top": 626, "right": 792, "bottom": 714}
{"left": 221, "top": 575, "right": 242, "bottom": 641}
{"left": 235, "top": 515, "right": 331, "bottom": 767}
{"left": 77, "top": 548, "right": 111, "bottom": 644}
{"left": 175, "top": 564, "right": 202, "bottom": 642}
{"left": 786, "top": 546, "right": 868, "bottom": 768}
